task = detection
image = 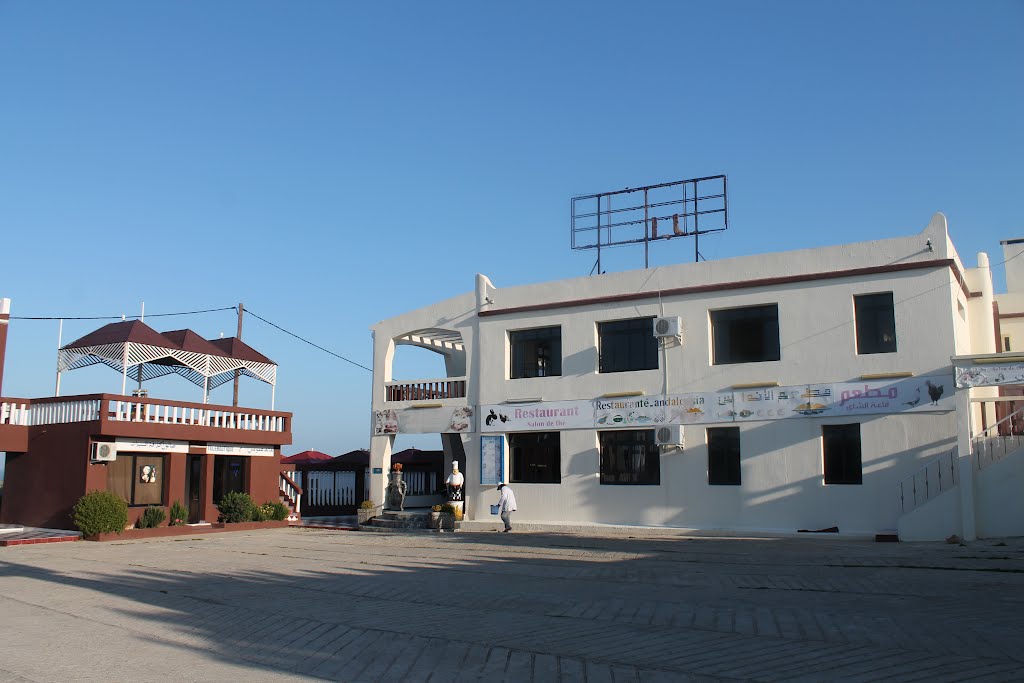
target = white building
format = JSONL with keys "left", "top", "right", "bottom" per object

{"left": 369, "top": 213, "right": 1024, "bottom": 540}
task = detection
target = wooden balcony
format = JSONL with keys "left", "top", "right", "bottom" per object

{"left": 0, "top": 394, "right": 292, "bottom": 448}
{"left": 384, "top": 377, "right": 467, "bottom": 403}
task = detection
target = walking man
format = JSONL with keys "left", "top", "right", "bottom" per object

{"left": 496, "top": 482, "right": 517, "bottom": 532}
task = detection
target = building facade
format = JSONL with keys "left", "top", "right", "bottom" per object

{"left": 370, "top": 213, "right": 1015, "bottom": 537}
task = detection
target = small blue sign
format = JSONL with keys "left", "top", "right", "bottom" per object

{"left": 372, "top": 467, "right": 383, "bottom": 474}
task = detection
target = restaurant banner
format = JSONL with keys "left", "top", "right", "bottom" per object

{"left": 374, "top": 406, "right": 474, "bottom": 435}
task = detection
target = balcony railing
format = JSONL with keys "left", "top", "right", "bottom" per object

{"left": 1, "top": 394, "right": 289, "bottom": 433}
{"left": 1, "top": 400, "right": 30, "bottom": 426}
{"left": 385, "top": 377, "right": 467, "bottom": 402}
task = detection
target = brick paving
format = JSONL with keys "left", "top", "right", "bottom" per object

{"left": 0, "top": 528, "right": 1022, "bottom": 682}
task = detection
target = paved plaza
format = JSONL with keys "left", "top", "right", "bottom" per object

{"left": 1, "top": 527, "right": 1023, "bottom": 682}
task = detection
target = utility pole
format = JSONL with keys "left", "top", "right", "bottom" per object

{"left": 233, "top": 302, "right": 244, "bottom": 406}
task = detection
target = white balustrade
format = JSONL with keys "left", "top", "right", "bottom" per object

{"left": 385, "top": 376, "right": 467, "bottom": 402}
{"left": 26, "top": 399, "right": 101, "bottom": 426}
{"left": 1, "top": 401, "right": 30, "bottom": 426}
{"left": 106, "top": 399, "right": 288, "bottom": 433}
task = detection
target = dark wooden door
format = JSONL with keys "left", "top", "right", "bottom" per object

{"left": 186, "top": 455, "right": 202, "bottom": 523}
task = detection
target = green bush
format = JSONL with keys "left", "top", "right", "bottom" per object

{"left": 440, "top": 503, "right": 457, "bottom": 514}
{"left": 136, "top": 506, "right": 166, "bottom": 529}
{"left": 359, "top": 500, "right": 376, "bottom": 510}
{"left": 267, "top": 501, "right": 289, "bottom": 521}
{"left": 216, "top": 491, "right": 256, "bottom": 523}
{"left": 168, "top": 500, "right": 189, "bottom": 526}
{"left": 73, "top": 490, "right": 128, "bottom": 537}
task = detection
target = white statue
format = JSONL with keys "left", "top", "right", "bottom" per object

{"left": 446, "top": 460, "right": 465, "bottom": 500}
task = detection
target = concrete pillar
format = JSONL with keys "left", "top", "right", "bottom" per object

{"left": 368, "top": 434, "right": 393, "bottom": 508}
{"left": 956, "top": 388, "right": 977, "bottom": 541}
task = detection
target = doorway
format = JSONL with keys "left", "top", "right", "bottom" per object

{"left": 186, "top": 455, "right": 203, "bottom": 523}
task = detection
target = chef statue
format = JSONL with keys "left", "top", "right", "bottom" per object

{"left": 445, "top": 460, "right": 465, "bottom": 501}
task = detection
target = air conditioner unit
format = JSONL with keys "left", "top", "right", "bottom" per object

{"left": 91, "top": 442, "right": 117, "bottom": 462}
{"left": 655, "top": 424, "right": 684, "bottom": 447}
{"left": 653, "top": 316, "right": 682, "bottom": 339}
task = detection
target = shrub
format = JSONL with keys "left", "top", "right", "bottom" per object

{"left": 251, "top": 504, "right": 269, "bottom": 522}
{"left": 359, "top": 500, "right": 376, "bottom": 510}
{"left": 217, "top": 491, "right": 256, "bottom": 523}
{"left": 440, "top": 503, "right": 457, "bottom": 514}
{"left": 136, "top": 506, "right": 166, "bottom": 529}
{"left": 267, "top": 501, "right": 289, "bottom": 521}
{"left": 168, "top": 500, "right": 188, "bottom": 526}
{"left": 73, "top": 490, "right": 128, "bottom": 537}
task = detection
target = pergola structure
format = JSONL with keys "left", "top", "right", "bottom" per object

{"left": 57, "top": 320, "right": 278, "bottom": 407}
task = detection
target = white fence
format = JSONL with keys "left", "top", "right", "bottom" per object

{"left": 29, "top": 399, "right": 102, "bottom": 425}
{"left": 106, "top": 399, "right": 288, "bottom": 432}
{"left": 303, "top": 471, "right": 358, "bottom": 508}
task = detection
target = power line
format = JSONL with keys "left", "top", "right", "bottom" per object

{"left": 245, "top": 308, "right": 372, "bottom": 372}
{"left": 10, "top": 306, "right": 238, "bottom": 321}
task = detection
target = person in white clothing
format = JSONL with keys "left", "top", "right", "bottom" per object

{"left": 496, "top": 483, "right": 517, "bottom": 532}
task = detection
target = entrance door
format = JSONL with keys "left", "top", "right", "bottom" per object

{"left": 186, "top": 455, "right": 203, "bottom": 523}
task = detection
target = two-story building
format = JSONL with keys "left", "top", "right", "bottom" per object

{"left": 369, "top": 213, "right": 1024, "bottom": 539}
{"left": 0, "top": 313, "right": 298, "bottom": 530}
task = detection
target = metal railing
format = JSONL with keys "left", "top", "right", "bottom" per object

{"left": 898, "top": 449, "right": 959, "bottom": 514}
{"left": 384, "top": 377, "right": 467, "bottom": 402}
{"left": 279, "top": 471, "right": 302, "bottom": 520}
{"left": 972, "top": 405, "right": 1024, "bottom": 471}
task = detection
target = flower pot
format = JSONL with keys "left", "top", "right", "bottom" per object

{"left": 429, "top": 511, "right": 441, "bottom": 529}
{"left": 439, "top": 512, "right": 455, "bottom": 531}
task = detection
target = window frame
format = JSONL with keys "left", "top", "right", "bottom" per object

{"left": 213, "top": 455, "right": 248, "bottom": 503}
{"left": 598, "top": 429, "right": 661, "bottom": 485}
{"left": 508, "top": 431, "right": 562, "bottom": 483}
{"left": 710, "top": 304, "right": 781, "bottom": 365}
{"left": 822, "top": 423, "right": 863, "bottom": 485}
{"left": 854, "top": 292, "right": 897, "bottom": 355}
{"left": 106, "top": 452, "right": 166, "bottom": 507}
{"left": 707, "top": 426, "right": 741, "bottom": 486}
{"left": 509, "top": 326, "right": 562, "bottom": 379}
{"left": 597, "top": 317, "right": 659, "bottom": 374}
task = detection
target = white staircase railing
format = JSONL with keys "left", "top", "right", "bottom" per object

{"left": 280, "top": 471, "right": 302, "bottom": 521}
{"left": 972, "top": 405, "right": 1024, "bottom": 471}
{"left": 898, "top": 449, "right": 959, "bottom": 514}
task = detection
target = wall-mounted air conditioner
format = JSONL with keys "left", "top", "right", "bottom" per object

{"left": 655, "top": 424, "right": 684, "bottom": 447}
{"left": 91, "top": 442, "right": 117, "bottom": 462}
{"left": 653, "top": 316, "right": 682, "bottom": 339}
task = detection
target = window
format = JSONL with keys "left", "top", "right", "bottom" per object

{"left": 106, "top": 453, "right": 165, "bottom": 506}
{"left": 213, "top": 455, "right": 247, "bottom": 502}
{"left": 509, "top": 432, "right": 561, "bottom": 483}
{"left": 855, "top": 293, "right": 896, "bottom": 354}
{"left": 599, "top": 429, "right": 660, "bottom": 485}
{"left": 598, "top": 318, "right": 658, "bottom": 373}
{"left": 711, "top": 304, "right": 780, "bottom": 365}
{"left": 707, "top": 427, "right": 741, "bottom": 485}
{"left": 1004, "top": 336, "right": 1012, "bottom": 353}
{"left": 510, "top": 326, "right": 562, "bottom": 378}
{"left": 823, "top": 424, "right": 862, "bottom": 484}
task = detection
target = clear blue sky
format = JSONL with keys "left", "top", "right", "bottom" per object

{"left": 1, "top": 1, "right": 1021, "bottom": 463}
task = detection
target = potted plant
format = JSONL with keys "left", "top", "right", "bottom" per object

{"left": 358, "top": 500, "right": 379, "bottom": 525}
{"left": 429, "top": 504, "right": 442, "bottom": 529}
{"left": 439, "top": 502, "right": 457, "bottom": 532}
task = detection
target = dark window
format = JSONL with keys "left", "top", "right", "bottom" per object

{"left": 509, "top": 432, "right": 561, "bottom": 483}
{"left": 823, "top": 424, "right": 862, "bottom": 485}
{"left": 599, "top": 429, "right": 660, "bottom": 485}
{"left": 106, "top": 453, "right": 165, "bottom": 507}
{"left": 707, "top": 427, "right": 741, "bottom": 485}
{"left": 711, "top": 304, "right": 780, "bottom": 364}
{"left": 598, "top": 318, "right": 658, "bottom": 373}
{"left": 510, "top": 326, "right": 562, "bottom": 378}
{"left": 855, "top": 293, "right": 896, "bottom": 354}
{"left": 213, "top": 455, "right": 247, "bottom": 502}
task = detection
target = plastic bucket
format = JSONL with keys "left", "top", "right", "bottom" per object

{"left": 490, "top": 504, "right": 500, "bottom": 515}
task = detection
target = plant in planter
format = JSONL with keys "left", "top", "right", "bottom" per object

{"left": 429, "top": 504, "right": 442, "bottom": 529}
{"left": 72, "top": 490, "right": 129, "bottom": 537}
{"left": 439, "top": 502, "right": 457, "bottom": 531}
{"left": 136, "top": 506, "right": 167, "bottom": 529}
{"left": 357, "top": 500, "right": 378, "bottom": 525}
{"left": 217, "top": 491, "right": 256, "bottom": 523}
{"left": 168, "top": 500, "right": 188, "bottom": 526}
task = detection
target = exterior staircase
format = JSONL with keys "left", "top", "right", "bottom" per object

{"left": 359, "top": 509, "right": 456, "bottom": 533}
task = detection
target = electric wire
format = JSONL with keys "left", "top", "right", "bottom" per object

{"left": 245, "top": 308, "right": 372, "bottom": 372}
{"left": 11, "top": 306, "right": 237, "bottom": 320}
